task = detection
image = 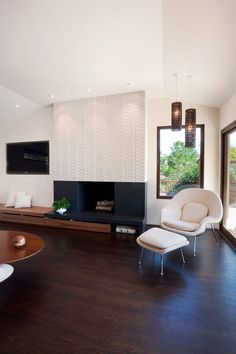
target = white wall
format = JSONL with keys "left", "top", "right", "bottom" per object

{"left": 0, "top": 93, "right": 221, "bottom": 220}
{"left": 146, "top": 97, "right": 219, "bottom": 225}
{"left": 220, "top": 93, "right": 236, "bottom": 130}
{"left": 53, "top": 92, "right": 145, "bottom": 182}
{"left": 0, "top": 106, "right": 53, "bottom": 206}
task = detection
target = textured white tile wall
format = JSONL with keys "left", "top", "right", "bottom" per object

{"left": 53, "top": 91, "right": 145, "bottom": 182}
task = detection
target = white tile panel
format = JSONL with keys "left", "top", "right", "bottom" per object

{"left": 53, "top": 92, "right": 145, "bottom": 182}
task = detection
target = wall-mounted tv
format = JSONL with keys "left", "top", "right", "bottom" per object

{"left": 6, "top": 141, "right": 49, "bottom": 174}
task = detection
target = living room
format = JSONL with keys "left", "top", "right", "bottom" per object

{"left": 0, "top": 1, "right": 235, "bottom": 354}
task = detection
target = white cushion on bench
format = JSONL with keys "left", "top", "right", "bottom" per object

{"left": 15, "top": 194, "right": 32, "bottom": 208}
{"left": 5, "top": 190, "right": 26, "bottom": 207}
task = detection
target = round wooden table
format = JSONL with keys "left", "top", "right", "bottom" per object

{"left": 0, "top": 231, "right": 44, "bottom": 282}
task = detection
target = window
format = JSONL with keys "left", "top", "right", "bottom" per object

{"left": 221, "top": 121, "right": 236, "bottom": 244}
{"left": 157, "top": 125, "right": 204, "bottom": 199}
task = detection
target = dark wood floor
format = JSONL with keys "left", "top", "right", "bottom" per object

{"left": 0, "top": 223, "right": 235, "bottom": 354}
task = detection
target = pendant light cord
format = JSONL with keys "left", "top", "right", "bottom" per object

{"left": 188, "top": 75, "right": 192, "bottom": 107}
{"left": 174, "top": 73, "right": 179, "bottom": 101}
{"left": 176, "top": 74, "right": 178, "bottom": 101}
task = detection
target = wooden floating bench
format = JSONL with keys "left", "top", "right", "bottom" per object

{"left": 44, "top": 210, "right": 145, "bottom": 235}
{"left": 0, "top": 205, "right": 111, "bottom": 233}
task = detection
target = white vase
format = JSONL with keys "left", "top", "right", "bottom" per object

{"left": 56, "top": 208, "right": 67, "bottom": 214}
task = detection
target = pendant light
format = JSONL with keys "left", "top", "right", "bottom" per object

{"left": 185, "top": 76, "right": 196, "bottom": 148}
{"left": 171, "top": 73, "right": 182, "bottom": 131}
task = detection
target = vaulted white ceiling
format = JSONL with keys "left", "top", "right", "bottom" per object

{"left": 0, "top": 0, "right": 236, "bottom": 122}
{"left": 163, "top": 0, "right": 236, "bottom": 108}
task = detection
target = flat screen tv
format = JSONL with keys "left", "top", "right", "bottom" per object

{"left": 6, "top": 141, "right": 49, "bottom": 174}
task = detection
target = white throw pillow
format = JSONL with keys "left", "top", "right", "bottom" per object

{"left": 5, "top": 190, "right": 26, "bottom": 207}
{"left": 181, "top": 202, "right": 208, "bottom": 224}
{"left": 15, "top": 194, "right": 32, "bottom": 208}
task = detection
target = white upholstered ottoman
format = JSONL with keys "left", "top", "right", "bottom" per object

{"left": 136, "top": 228, "right": 189, "bottom": 275}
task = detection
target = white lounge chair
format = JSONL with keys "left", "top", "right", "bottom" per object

{"left": 160, "top": 188, "right": 223, "bottom": 256}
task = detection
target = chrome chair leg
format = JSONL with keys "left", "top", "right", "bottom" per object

{"left": 193, "top": 235, "right": 197, "bottom": 256}
{"left": 160, "top": 254, "right": 164, "bottom": 276}
{"left": 180, "top": 248, "right": 185, "bottom": 263}
{"left": 138, "top": 247, "right": 144, "bottom": 265}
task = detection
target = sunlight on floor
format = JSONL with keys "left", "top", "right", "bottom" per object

{"left": 225, "top": 206, "right": 236, "bottom": 238}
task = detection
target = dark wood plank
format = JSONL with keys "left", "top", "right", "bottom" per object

{"left": 0, "top": 223, "right": 235, "bottom": 354}
{"left": 0, "top": 205, "right": 111, "bottom": 232}
{"left": 0, "top": 204, "right": 52, "bottom": 216}
{"left": 44, "top": 217, "right": 111, "bottom": 232}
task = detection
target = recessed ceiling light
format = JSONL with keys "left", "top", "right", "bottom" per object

{"left": 126, "top": 82, "right": 133, "bottom": 87}
{"left": 86, "top": 89, "right": 91, "bottom": 93}
{"left": 15, "top": 104, "right": 20, "bottom": 108}
{"left": 48, "top": 94, "right": 54, "bottom": 99}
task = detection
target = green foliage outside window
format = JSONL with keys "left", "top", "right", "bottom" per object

{"left": 160, "top": 141, "right": 200, "bottom": 194}
{"left": 229, "top": 146, "right": 236, "bottom": 182}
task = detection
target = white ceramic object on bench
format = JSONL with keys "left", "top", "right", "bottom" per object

{"left": 56, "top": 208, "right": 67, "bottom": 214}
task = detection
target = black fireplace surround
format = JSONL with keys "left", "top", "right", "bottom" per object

{"left": 45, "top": 181, "right": 146, "bottom": 234}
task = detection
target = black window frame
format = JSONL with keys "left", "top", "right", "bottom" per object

{"left": 156, "top": 124, "right": 205, "bottom": 199}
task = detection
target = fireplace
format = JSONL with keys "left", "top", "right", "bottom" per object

{"left": 50, "top": 181, "right": 146, "bottom": 234}
{"left": 77, "top": 182, "right": 114, "bottom": 213}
